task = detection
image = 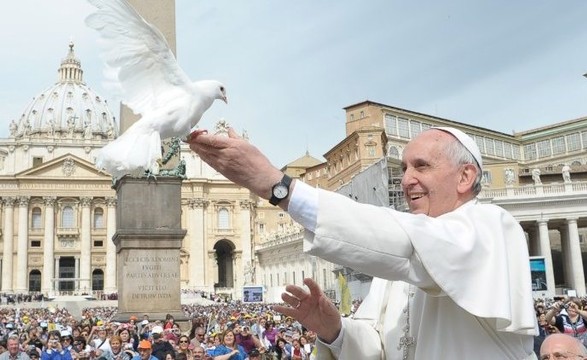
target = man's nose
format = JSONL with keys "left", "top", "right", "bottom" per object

{"left": 400, "top": 169, "right": 415, "bottom": 188}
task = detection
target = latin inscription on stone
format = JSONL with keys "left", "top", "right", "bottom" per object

{"left": 120, "top": 249, "right": 181, "bottom": 310}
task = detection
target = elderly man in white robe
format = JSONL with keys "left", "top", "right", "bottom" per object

{"left": 189, "top": 127, "right": 537, "bottom": 359}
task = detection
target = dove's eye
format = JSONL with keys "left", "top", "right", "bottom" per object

{"left": 220, "top": 86, "right": 225, "bottom": 92}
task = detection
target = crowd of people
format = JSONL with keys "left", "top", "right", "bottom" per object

{"left": 534, "top": 296, "right": 587, "bottom": 356}
{"left": 3, "top": 295, "right": 587, "bottom": 359}
{"left": 0, "top": 301, "right": 317, "bottom": 360}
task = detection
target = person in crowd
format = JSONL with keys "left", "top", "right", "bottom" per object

{"left": 250, "top": 318, "right": 265, "bottom": 341}
{"left": 109, "top": 336, "right": 132, "bottom": 360}
{"left": 0, "top": 335, "right": 31, "bottom": 360}
{"left": 274, "top": 338, "right": 291, "bottom": 360}
{"left": 539, "top": 333, "right": 587, "bottom": 360}
{"left": 132, "top": 341, "right": 157, "bottom": 360}
{"left": 234, "top": 326, "right": 263, "bottom": 355}
{"left": 188, "top": 126, "right": 537, "bottom": 359}
{"left": 176, "top": 336, "right": 192, "bottom": 360}
{"left": 207, "top": 330, "right": 246, "bottom": 360}
{"left": 41, "top": 331, "right": 72, "bottom": 360}
{"left": 61, "top": 331, "right": 74, "bottom": 353}
{"left": 247, "top": 349, "right": 260, "bottom": 360}
{"left": 28, "top": 349, "right": 40, "bottom": 360}
{"left": 163, "top": 316, "right": 174, "bottom": 332}
{"left": 23, "top": 328, "right": 44, "bottom": 351}
{"left": 70, "top": 336, "right": 91, "bottom": 360}
{"left": 192, "top": 347, "right": 205, "bottom": 360}
{"left": 261, "top": 322, "right": 278, "bottom": 350}
{"left": 150, "top": 327, "right": 173, "bottom": 360}
{"left": 298, "top": 336, "right": 312, "bottom": 359}
{"left": 545, "top": 298, "right": 587, "bottom": 346}
{"left": 0, "top": 338, "right": 7, "bottom": 355}
{"left": 89, "top": 327, "right": 111, "bottom": 354}
{"left": 116, "top": 327, "right": 138, "bottom": 352}
{"left": 188, "top": 327, "right": 205, "bottom": 349}
{"left": 290, "top": 339, "right": 306, "bottom": 360}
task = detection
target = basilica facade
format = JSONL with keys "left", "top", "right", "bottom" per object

{"left": 0, "top": 44, "right": 266, "bottom": 299}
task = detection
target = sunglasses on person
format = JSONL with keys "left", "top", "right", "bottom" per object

{"left": 179, "top": 340, "right": 189, "bottom": 344}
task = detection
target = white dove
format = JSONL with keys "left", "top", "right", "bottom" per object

{"left": 86, "top": 0, "right": 227, "bottom": 179}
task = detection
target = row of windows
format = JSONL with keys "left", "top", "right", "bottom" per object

{"left": 385, "top": 113, "right": 587, "bottom": 161}
{"left": 524, "top": 132, "right": 587, "bottom": 160}
{"left": 27, "top": 239, "right": 105, "bottom": 248}
{"left": 265, "top": 269, "right": 328, "bottom": 289}
{"left": 30, "top": 206, "right": 104, "bottom": 229}
{"left": 29, "top": 206, "right": 235, "bottom": 231}
{"left": 27, "top": 268, "right": 104, "bottom": 292}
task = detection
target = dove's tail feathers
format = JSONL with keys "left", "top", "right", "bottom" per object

{"left": 95, "top": 130, "right": 162, "bottom": 179}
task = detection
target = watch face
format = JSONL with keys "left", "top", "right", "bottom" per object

{"left": 273, "top": 184, "right": 289, "bottom": 199}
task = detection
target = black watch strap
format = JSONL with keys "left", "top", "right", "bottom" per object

{"left": 269, "top": 174, "right": 292, "bottom": 206}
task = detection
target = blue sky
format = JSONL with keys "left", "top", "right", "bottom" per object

{"left": 1, "top": 1, "right": 587, "bottom": 167}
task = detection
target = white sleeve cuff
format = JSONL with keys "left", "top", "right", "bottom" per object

{"left": 316, "top": 320, "right": 345, "bottom": 358}
{"left": 287, "top": 180, "right": 318, "bottom": 232}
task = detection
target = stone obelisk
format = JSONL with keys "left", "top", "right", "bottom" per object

{"left": 119, "top": 0, "right": 176, "bottom": 134}
{"left": 113, "top": 0, "right": 186, "bottom": 322}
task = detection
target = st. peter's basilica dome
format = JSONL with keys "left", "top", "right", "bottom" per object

{"left": 9, "top": 42, "right": 117, "bottom": 141}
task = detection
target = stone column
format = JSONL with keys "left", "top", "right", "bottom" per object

{"left": 239, "top": 200, "right": 253, "bottom": 285}
{"left": 537, "top": 219, "right": 555, "bottom": 296}
{"left": 42, "top": 197, "right": 56, "bottom": 295}
{"left": 104, "top": 197, "right": 117, "bottom": 293}
{"left": 560, "top": 226, "right": 571, "bottom": 292}
{"left": 208, "top": 251, "right": 218, "bottom": 288}
{"left": 1, "top": 198, "right": 15, "bottom": 292}
{"left": 566, "top": 218, "right": 585, "bottom": 296}
{"left": 79, "top": 197, "right": 92, "bottom": 293}
{"left": 54, "top": 257, "right": 60, "bottom": 293}
{"left": 233, "top": 251, "right": 242, "bottom": 295}
{"left": 113, "top": 177, "right": 187, "bottom": 322}
{"left": 75, "top": 256, "right": 80, "bottom": 292}
{"left": 187, "top": 198, "right": 206, "bottom": 289}
{"left": 15, "top": 196, "right": 30, "bottom": 293}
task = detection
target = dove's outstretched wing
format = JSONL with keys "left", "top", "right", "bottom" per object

{"left": 85, "top": 0, "right": 191, "bottom": 116}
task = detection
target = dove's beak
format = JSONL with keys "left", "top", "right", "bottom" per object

{"left": 222, "top": 96, "right": 228, "bottom": 104}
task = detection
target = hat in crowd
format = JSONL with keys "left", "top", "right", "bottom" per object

{"left": 249, "top": 349, "right": 260, "bottom": 357}
{"left": 61, "top": 330, "right": 72, "bottom": 338}
{"left": 129, "top": 316, "right": 138, "bottom": 321}
{"left": 5, "top": 323, "right": 13, "bottom": 329}
{"left": 433, "top": 127, "right": 483, "bottom": 169}
{"left": 151, "top": 326, "right": 164, "bottom": 335}
{"left": 141, "top": 320, "right": 149, "bottom": 325}
{"left": 96, "top": 320, "right": 103, "bottom": 326}
{"left": 138, "top": 340, "right": 152, "bottom": 350}
{"left": 40, "top": 322, "right": 48, "bottom": 328}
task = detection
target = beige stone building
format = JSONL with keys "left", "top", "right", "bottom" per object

{"left": 0, "top": 45, "right": 261, "bottom": 299}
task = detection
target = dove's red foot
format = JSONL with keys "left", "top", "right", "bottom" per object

{"left": 182, "top": 129, "right": 208, "bottom": 143}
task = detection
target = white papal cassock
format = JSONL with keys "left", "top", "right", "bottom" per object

{"left": 288, "top": 182, "right": 537, "bottom": 360}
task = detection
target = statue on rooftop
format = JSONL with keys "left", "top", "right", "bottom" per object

{"left": 562, "top": 164, "right": 571, "bottom": 183}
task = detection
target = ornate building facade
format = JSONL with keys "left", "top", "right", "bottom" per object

{"left": 0, "top": 45, "right": 264, "bottom": 299}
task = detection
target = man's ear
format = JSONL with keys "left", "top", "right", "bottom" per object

{"left": 457, "top": 164, "right": 478, "bottom": 194}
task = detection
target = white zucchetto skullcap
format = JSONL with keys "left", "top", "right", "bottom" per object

{"left": 434, "top": 127, "right": 483, "bottom": 170}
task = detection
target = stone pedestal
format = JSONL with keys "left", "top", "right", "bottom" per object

{"left": 113, "top": 177, "right": 187, "bottom": 322}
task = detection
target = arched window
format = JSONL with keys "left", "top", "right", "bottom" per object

{"left": 29, "top": 270, "right": 41, "bottom": 292}
{"left": 94, "top": 208, "right": 104, "bottom": 228}
{"left": 388, "top": 146, "right": 400, "bottom": 159}
{"left": 62, "top": 206, "right": 74, "bottom": 228}
{"left": 218, "top": 208, "right": 229, "bottom": 229}
{"left": 92, "top": 269, "right": 104, "bottom": 291}
{"left": 31, "top": 207, "right": 42, "bottom": 229}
